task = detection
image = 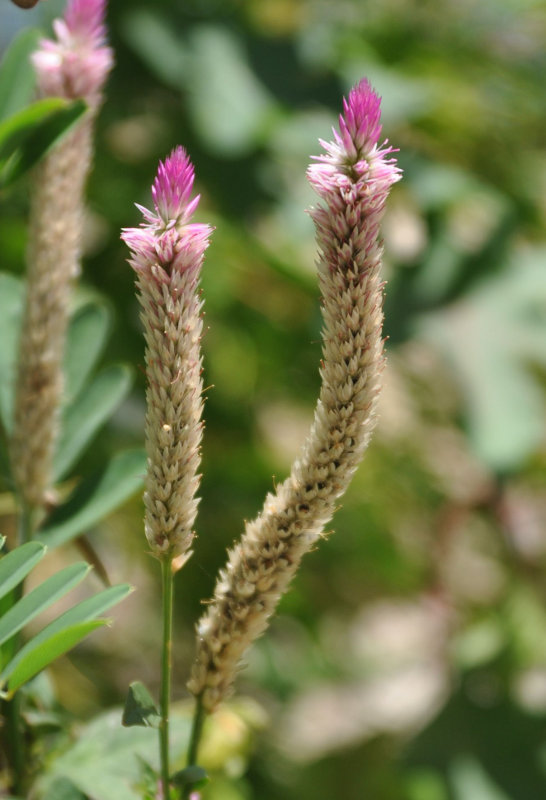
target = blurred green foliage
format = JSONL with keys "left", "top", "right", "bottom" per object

{"left": 1, "top": 0, "right": 546, "bottom": 797}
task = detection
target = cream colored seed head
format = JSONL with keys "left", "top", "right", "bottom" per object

{"left": 187, "top": 79, "right": 401, "bottom": 712}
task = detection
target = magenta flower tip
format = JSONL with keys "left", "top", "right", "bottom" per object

{"left": 32, "top": 0, "right": 113, "bottom": 103}
{"left": 340, "top": 79, "right": 382, "bottom": 153}
{"left": 65, "top": 0, "right": 107, "bottom": 42}
{"left": 123, "top": 147, "right": 212, "bottom": 278}
{"left": 151, "top": 146, "right": 196, "bottom": 224}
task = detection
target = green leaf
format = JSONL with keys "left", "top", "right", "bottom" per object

{"left": 35, "top": 707, "right": 191, "bottom": 800}
{"left": 122, "top": 10, "right": 187, "bottom": 90}
{"left": 0, "top": 97, "right": 88, "bottom": 188}
{"left": 418, "top": 247, "right": 546, "bottom": 471}
{"left": 54, "top": 365, "right": 133, "bottom": 481}
{"left": 186, "top": 26, "right": 277, "bottom": 156}
{"left": 64, "top": 301, "right": 112, "bottom": 405}
{"left": 0, "top": 272, "right": 23, "bottom": 432}
{"left": 0, "top": 542, "right": 46, "bottom": 601}
{"left": 122, "top": 681, "right": 160, "bottom": 728}
{"left": 3, "top": 584, "right": 132, "bottom": 684}
{"left": 38, "top": 449, "right": 146, "bottom": 549}
{"left": 1, "top": 619, "right": 105, "bottom": 694}
{"left": 0, "top": 28, "right": 40, "bottom": 122}
{"left": 41, "top": 777, "right": 86, "bottom": 800}
{"left": 0, "top": 562, "right": 90, "bottom": 646}
{"left": 170, "top": 765, "right": 209, "bottom": 791}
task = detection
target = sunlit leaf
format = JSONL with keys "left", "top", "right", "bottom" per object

{"left": 4, "top": 584, "right": 132, "bottom": 680}
{"left": 1, "top": 619, "right": 105, "bottom": 694}
{"left": 0, "top": 562, "right": 90, "bottom": 646}
{"left": 38, "top": 449, "right": 146, "bottom": 548}
{"left": 0, "top": 541, "right": 45, "bottom": 601}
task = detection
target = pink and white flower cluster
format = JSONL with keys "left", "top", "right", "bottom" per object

{"left": 32, "top": 0, "right": 113, "bottom": 105}
{"left": 122, "top": 147, "right": 212, "bottom": 281}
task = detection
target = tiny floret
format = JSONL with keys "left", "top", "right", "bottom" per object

{"left": 32, "top": 0, "right": 113, "bottom": 104}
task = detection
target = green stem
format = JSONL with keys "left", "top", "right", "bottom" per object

{"left": 18, "top": 500, "right": 39, "bottom": 545}
{"left": 3, "top": 693, "right": 24, "bottom": 796}
{"left": 183, "top": 696, "right": 206, "bottom": 798}
{"left": 160, "top": 557, "right": 174, "bottom": 799}
{"left": 3, "top": 499, "right": 39, "bottom": 793}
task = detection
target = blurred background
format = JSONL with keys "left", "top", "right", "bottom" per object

{"left": 1, "top": 0, "right": 546, "bottom": 798}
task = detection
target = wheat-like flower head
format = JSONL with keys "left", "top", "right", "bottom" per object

{"left": 122, "top": 147, "right": 213, "bottom": 559}
{"left": 188, "top": 79, "right": 401, "bottom": 711}
{"left": 11, "top": 0, "right": 112, "bottom": 511}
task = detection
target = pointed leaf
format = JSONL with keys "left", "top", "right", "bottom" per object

{"left": 170, "top": 765, "right": 209, "bottom": 791}
{"left": 0, "top": 542, "right": 46, "bottom": 601}
{"left": 0, "top": 98, "right": 88, "bottom": 188}
{"left": 0, "top": 273, "right": 23, "bottom": 431}
{"left": 0, "top": 562, "right": 90, "bottom": 646}
{"left": 38, "top": 450, "right": 146, "bottom": 549}
{"left": 122, "top": 681, "right": 160, "bottom": 728}
{"left": 64, "top": 302, "right": 112, "bottom": 404}
{"left": 3, "top": 584, "right": 132, "bottom": 679}
{"left": 54, "top": 365, "right": 133, "bottom": 481}
{"left": 2, "top": 619, "right": 105, "bottom": 694}
{"left": 0, "top": 28, "right": 40, "bottom": 121}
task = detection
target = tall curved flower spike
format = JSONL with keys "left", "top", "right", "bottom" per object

{"left": 122, "top": 147, "right": 213, "bottom": 560}
{"left": 10, "top": 0, "right": 113, "bottom": 514}
{"left": 188, "top": 79, "right": 401, "bottom": 712}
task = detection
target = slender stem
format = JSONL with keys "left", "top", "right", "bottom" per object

{"left": 183, "top": 696, "right": 206, "bottom": 797}
{"left": 3, "top": 693, "right": 24, "bottom": 796}
{"left": 3, "top": 499, "right": 39, "bottom": 793}
{"left": 18, "top": 500, "right": 38, "bottom": 545}
{"left": 160, "top": 557, "right": 174, "bottom": 799}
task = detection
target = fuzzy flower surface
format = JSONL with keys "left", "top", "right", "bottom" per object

{"left": 188, "top": 80, "right": 401, "bottom": 712}
{"left": 122, "top": 147, "right": 212, "bottom": 559}
{"left": 32, "top": 0, "right": 113, "bottom": 104}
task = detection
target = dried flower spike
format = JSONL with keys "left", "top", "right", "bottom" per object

{"left": 188, "top": 79, "right": 401, "bottom": 712}
{"left": 122, "top": 147, "right": 213, "bottom": 559}
{"left": 11, "top": 0, "right": 113, "bottom": 512}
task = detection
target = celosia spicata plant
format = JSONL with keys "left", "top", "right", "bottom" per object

{"left": 186, "top": 79, "right": 401, "bottom": 731}
{"left": 122, "top": 147, "right": 212, "bottom": 795}
{"left": 10, "top": 0, "right": 112, "bottom": 517}
{"left": 122, "top": 147, "right": 212, "bottom": 562}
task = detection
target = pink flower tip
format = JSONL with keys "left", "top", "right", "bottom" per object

{"left": 32, "top": 0, "right": 113, "bottom": 103}
{"left": 339, "top": 79, "right": 383, "bottom": 156}
{"left": 152, "top": 146, "right": 197, "bottom": 224}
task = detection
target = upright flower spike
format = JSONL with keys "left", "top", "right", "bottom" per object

{"left": 188, "top": 80, "right": 401, "bottom": 712}
{"left": 10, "top": 0, "right": 113, "bottom": 513}
{"left": 122, "top": 147, "right": 213, "bottom": 559}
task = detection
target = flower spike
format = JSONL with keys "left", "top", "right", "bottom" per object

{"left": 188, "top": 80, "right": 401, "bottom": 712}
{"left": 122, "top": 149, "right": 213, "bottom": 559}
